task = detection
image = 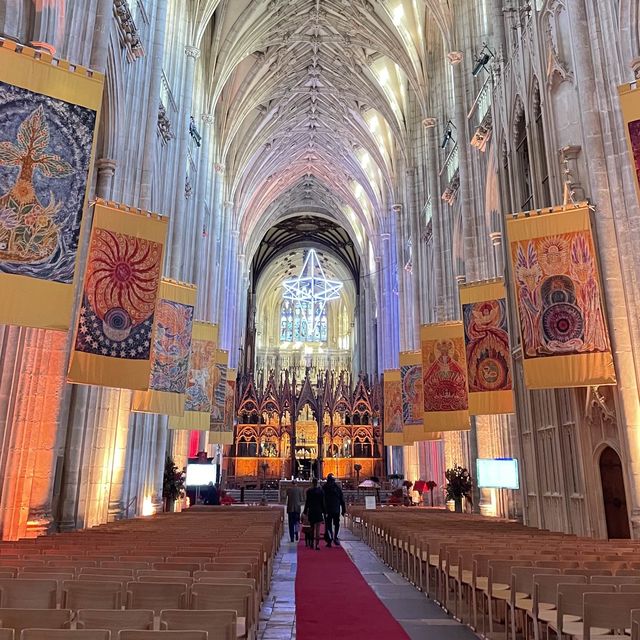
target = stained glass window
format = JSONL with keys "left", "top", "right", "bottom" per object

{"left": 280, "top": 299, "right": 327, "bottom": 343}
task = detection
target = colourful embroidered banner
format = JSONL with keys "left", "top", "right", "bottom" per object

{"left": 210, "top": 358, "right": 234, "bottom": 446}
{"left": 169, "top": 321, "right": 218, "bottom": 431}
{"left": 459, "top": 279, "right": 514, "bottom": 415}
{"left": 67, "top": 201, "right": 166, "bottom": 389}
{"left": 0, "top": 42, "right": 103, "bottom": 330}
{"left": 383, "top": 369, "right": 403, "bottom": 446}
{"left": 131, "top": 279, "right": 196, "bottom": 416}
{"left": 618, "top": 82, "right": 640, "bottom": 204}
{"left": 421, "top": 322, "right": 470, "bottom": 432}
{"left": 400, "top": 351, "right": 422, "bottom": 443}
{"left": 507, "top": 204, "right": 616, "bottom": 388}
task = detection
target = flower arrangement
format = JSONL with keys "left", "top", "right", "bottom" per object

{"left": 445, "top": 465, "right": 473, "bottom": 501}
{"left": 426, "top": 480, "right": 437, "bottom": 506}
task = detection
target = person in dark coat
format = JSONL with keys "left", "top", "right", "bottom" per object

{"left": 322, "top": 473, "right": 346, "bottom": 546}
{"left": 203, "top": 482, "right": 220, "bottom": 506}
{"left": 285, "top": 480, "right": 304, "bottom": 543}
{"left": 303, "top": 478, "right": 325, "bottom": 550}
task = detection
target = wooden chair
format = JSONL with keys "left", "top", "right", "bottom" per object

{"left": 118, "top": 632, "right": 207, "bottom": 640}
{"left": 136, "top": 570, "right": 189, "bottom": 579}
{"left": 63, "top": 580, "right": 122, "bottom": 610}
{"left": 583, "top": 592, "right": 640, "bottom": 639}
{"left": 160, "top": 609, "right": 236, "bottom": 640}
{"left": 21, "top": 631, "right": 110, "bottom": 640}
{"left": 591, "top": 575, "right": 640, "bottom": 587}
{"left": 529, "top": 574, "right": 586, "bottom": 640}
{"left": 190, "top": 582, "right": 253, "bottom": 639}
{"left": 77, "top": 610, "right": 153, "bottom": 634}
{"left": 0, "top": 609, "right": 71, "bottom": 635}
{"left": 151, "top": 563, "right": 199, "bottom": 576}
{"left": 631, "top": 609, "right": 640, "bottom": 640}
{"left": 550, "top": 583, "right": 615, "bottom": 638}
{"left": 137, "top": 577, "right": 193, "bottom": 587}
{"left": 507, "top": 567, "right": 559, "bottom": 640}
{"left": 0, "top": 579, "right": 58, "bottom": 609}
{"left": 125, "top": 582, "right": 188, "bottom": 615}
{"left": 81, "top": 569, "right": 134, "bottom": 579}
{"left": 0, "top": 630, "right": 12, "bottom": 640}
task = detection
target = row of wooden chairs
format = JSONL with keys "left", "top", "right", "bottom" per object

{"left": 348, "top": 508, "right": 640, "bottom": 638}
{"left": 0, "top": 508, "right": 284, "bottom": 640}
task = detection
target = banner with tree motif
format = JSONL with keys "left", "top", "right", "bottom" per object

{"left": 459, "top": 279, "right": 514, "bottom": 415}
{"left": 131, "top": 279, "right": 196, "bottom": 416}
{"left": 169, "top": 321, "right": 218, "bottom": 431}
{"left": 507, "top": 204, "right": 616, "bottom": 389}
{"left": 0, "top": 41, "right": 103, "bottom": 329}
{"left": 421, "top": 322, "right": 470, "bottom": 432}
{"left": 67, "top": 201, "right": 167, "bottom": 389}
{"left": 383, "top": 369, "right": 403, "bottom": 446}
{"left": 618, "top": 81, "right": 640, "bottom": 204}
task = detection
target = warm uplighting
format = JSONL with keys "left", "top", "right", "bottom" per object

{"left": 142, "top": 496, "right": 155, "bottom": 517}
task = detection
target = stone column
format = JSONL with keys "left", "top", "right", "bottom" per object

{"left": 169, "top": 45, "right": 200, "bottom": 280}
{"left": 492, "top": 0, "right": 507, "bottom": 63}
{"left": 89, "top": 0, "right": 115, "bottom": 72}
{"left": 29, "top": 0, "right": 66, "bottom": 55}
{"left": 449, "top": 51, "right": 480, "bottom": 281}
{"left": 423, "top": 118, "right": 446, "bottom": 321}
{"left": 139, "top": 0, "right": 170, "bottom": 211}
{"left": 567, "top": 0, "right": 640, "bottom": 535}
{"left": 490, "top": 231, "right": 504, "bottom": 275}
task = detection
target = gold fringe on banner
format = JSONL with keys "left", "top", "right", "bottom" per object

{"left": 506, "top": 203, "right": 616, "bottom": 389}
{"left": 67, "top": 201, "right": 167, "bottom": 389}
{"left": 0, "top": 40, "right": 104, "bottom": 330}
{"left": 459, "top": 278, "right": 514, "bottom": 415}
{"left": 420, "top": 322, "right": 470, "bottom": 432}
{"left": 618, "top": 81, "right": 640, "bottom": 204}
{"left": 383, "top": 369, "right": 404, "bottom": 446}
{"left": 169, "top": 321, "right": 218, "bottom": 431}
{"left": 131, "top": 278, "right": 197, "bottom": 416}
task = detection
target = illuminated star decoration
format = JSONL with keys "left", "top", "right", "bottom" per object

{"left": 282, "top": 249, "right": 343, "bottom": 341}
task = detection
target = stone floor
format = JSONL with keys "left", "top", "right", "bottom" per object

{"left": 258, "top": 521, "right": 478, "bottom": 640}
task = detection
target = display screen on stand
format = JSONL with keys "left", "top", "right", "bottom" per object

{"left": 185, "top": 463, "right": 217, "bottom": 486}
{"left": 476, "top": 458, "right": 519, "bottom": 489}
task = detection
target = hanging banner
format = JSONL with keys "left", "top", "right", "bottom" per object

{"left": 383, "top": 369, "right": 403, "bottom": 446}
{"left": 210, "top": 356, "right": 234, "bottom": 446}
{"left": 131, "top": 279, "right": 196, "bottom": 416}
{"left": 459, "top": 279, "right": 514, "bottom": 415}
{"left": 618, "top": 81, "right": 640, "bottom": 203}
{"left": 506, "top": 204, "right": 616, "bottom": 388}
{"left": 400, "top": 351, "right": 422, "bottom": 442}
{"left": 421, "top": 322, "right": 470, "bottom": 432}
{"left": 400, "top": 352, "right": 442, "bottom": 443}
{"left": 68, "top": 201, "right": 167, "bottom": 389}
{"left": 222, "top": 368, "right": 237, "bottom": 445}
{"left": 0, "top": 41, "right": 103, "bottom": 330}
{"left": 169, "top": 321, "right": 218, "bottom": 431}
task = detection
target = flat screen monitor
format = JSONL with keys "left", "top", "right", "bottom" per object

{"left": 185, "top": 463, "right": 217, "bottom": 487}
{"left": 476, "top": 458, "right": 519, "bottom": 489}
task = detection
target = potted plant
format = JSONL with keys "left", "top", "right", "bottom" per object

{"left": 445, "top": 465, "right": 473, "bottom": 513}
{"left": 162, "top": 455, "right": 185, "bottom": 512}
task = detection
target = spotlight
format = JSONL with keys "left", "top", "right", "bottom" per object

{"left": 441, "top": 120, "right": 455, "bottom": 149}
{"left": 472, "top": 43, "right": 494, "bottom": 77}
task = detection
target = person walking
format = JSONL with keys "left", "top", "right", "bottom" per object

{"left": 285, "top": 479, "right": 303, "bottom": 542}
{"left": 303, "top": 478, "right": 325, "bottom": 550}
{"left": 322, "top": 473, "right": 346, "bottom": 547}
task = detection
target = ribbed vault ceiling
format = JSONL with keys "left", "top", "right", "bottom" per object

{"left": 194, "top": 0, "right": 452, "bottom": 276}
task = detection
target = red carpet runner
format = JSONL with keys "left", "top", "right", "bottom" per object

{"left": 295, "top": 540, "right": 410, "bottom": 639}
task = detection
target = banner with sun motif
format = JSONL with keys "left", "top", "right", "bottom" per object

{"left": 506, "top": 204, "right": 616, "bottom": 388}
{"left": 459, "top": 279, "right": 514, "bottom": 415}
{"left": 383, "top": 369, "right": 404, "bottom": 446}
{"left": 618, "top": 82, "right": 640, "bottom": 204}
{"left": 169, "top": 321, "right": 218, "bottom": 431}
{"left": 67, "top": 201, "right": 167, "bottom": 389}
{"left": 0, "top": 41, "right": 103, "bottom": 330}
{"left": 421, "top": 322, "right": 470, "bottom": 432}
{"left": 131, "top": 279, "right": 196, "bottom": 416}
